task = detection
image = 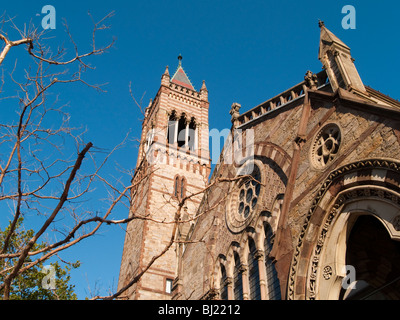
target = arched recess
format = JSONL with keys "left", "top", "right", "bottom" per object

{"left": 213, "top": 254, "right": 228, "bottom": 300}
{"left": 228, "top": 141, "right": 291, "bottom": 185}
{"left": 340, "top": 214, "right": 400, "bottom": 300}
{"left": 225, "top": 242, "right": 243, "bottom": 300}
{"left": 253, "top": 142, "right": 292, "bottom": 179}
{"left": 311, "top": 192, "right": 400, "bottom": 300}
{"left": 288, "top": 159, "right": 400, "bottom": 300}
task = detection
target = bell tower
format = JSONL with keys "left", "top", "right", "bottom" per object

{"left": 118, "top": 56, "right": 211, "bottom": 299}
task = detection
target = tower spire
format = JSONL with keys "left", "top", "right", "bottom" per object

{"left": 171, "top": 54, "right": 195, "bottom": 90}
{"left": 200, "top": 80, "right": 208, "bottom": 101}
{"left": 164, "top": 65, "right": 170, "bottom": 76}
{"left": 161, "top": 65, "right": 170, "bottom": 86}
{"left": 318, "top": 22, "right": 366, "bottom": 94}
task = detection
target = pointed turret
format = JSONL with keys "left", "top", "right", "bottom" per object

{"left": 318, "top": 20, "right": 350, "bottom": 60}
{"left": 201, "top": 79, "right": 207, "bottom": 91}
{"left": 318, "top": 20, "right": 366, "bottom": 94}
{"left": 161, "top": 65, "right": 170, "bottom": 86}
{"left": 200, "top": 80, "right": 208, "bottom": 101}
{"left": 171, "top": 55, "right": 195, "bottom": 90}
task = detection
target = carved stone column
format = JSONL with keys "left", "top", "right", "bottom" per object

{"left": 225, "top": 276, "right": 234, "bottom": 300}
{"left": 239, "top": 264, "right": 249, "bottom": 300}
{"left": 255, "top": 249, "right": 267, "bottom": 300}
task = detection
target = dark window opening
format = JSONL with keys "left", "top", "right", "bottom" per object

{"left": 233, "top": 252, "right": 243, "bottom": 300}
{"left": 180, "top": 177, "right": 185, "bottom": 199}
{"left": 167, "top": 112, "right": 177, "bottom": 145}
{"left": 264, "top": 224, "right": 281, "bottom": 300}
{"left": 188, "top": 118, "right": 196, "bottom": 151}
{"left": 177, "top": 115, "right": 186, "bottom": 148}
{"left": 174, "top": 175, "right": 186, "bottom": 199}
{"left": 248, "top": 239, "right": 261, "bottom": 300}
{"left": 174, "top": 176, "right": 179, "bottom": 197}
{"left": 220, "top": 264, "right": 228, "bottom": 300}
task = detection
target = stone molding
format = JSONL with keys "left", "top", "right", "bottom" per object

{"left": 288, "top": 158, "right": 400, "bottom": 300}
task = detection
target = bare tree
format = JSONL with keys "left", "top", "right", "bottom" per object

{"left": 0, "top": 11, "right": 130, "bottom": 300}
{"left": 89, "top": 173, "right": 254, "bottom": 300}
{"left": 0, "top": 11, "right": 256, "bottom": 300}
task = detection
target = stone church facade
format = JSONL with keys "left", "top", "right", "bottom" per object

{"left": 118, "top": 23, "right": 400, "bottom": 300}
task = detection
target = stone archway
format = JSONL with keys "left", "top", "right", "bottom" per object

{"left": 340, "top": 215, "right": 400, "bottom": 300}
{"left": 313, "top": 193, "right": 400, "bottom": 300}
{"left": 288, "top": 159, "right": 400, "bottom": 300}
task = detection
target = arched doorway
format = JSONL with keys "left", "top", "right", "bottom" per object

{"left": 340, "top": 215, "right": 400, "bottom": 300}
{"left": 311, "top": 194, "right": 400, "bottom": 300}
{"left": 288, "top": 159, "right": 400, "bottom": 300}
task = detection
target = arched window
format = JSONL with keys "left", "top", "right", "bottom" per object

{"left": 188, "top": 118, "right": 196, "bottom": 151}
{"left": 144, "top": 125, "right": 155, "bottom": 154}
{"left": 177, "top": 115, "right": 187, "bottom": 148}
{"left": 174, "top": 176, "right": 179, "bottom": 198}
{"left": 180, "top": 177, "right": 186, "bottom": 199}
{"left": 264, "top": 224, "right": 281, "bottom": 300}
{"left": 167, "top": 112, "right": 177, "bottom": 145}
{"left": 248, "top": 238, "right": 261, "bottom": 300}
{"left": 220, "top": 264, "right": 228, "bottom": 300}
{"left": 233, "top": 252, "right": 243, "bottom": 300}
{"left": 173, "top": 175, "right": 186, "bottom": 199}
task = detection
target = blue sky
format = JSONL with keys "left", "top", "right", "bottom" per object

{"left": 1, "top": 0, "right": 399, "bottom": 299}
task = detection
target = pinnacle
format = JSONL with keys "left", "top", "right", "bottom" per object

{"left": 171, "top": 55, "right": 195, "bottom": 90}
{"left": 201, "top": 80, "right": 207, "bottom": 91}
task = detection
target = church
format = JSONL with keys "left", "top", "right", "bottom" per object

{"left": 117, "top": 22, "right": 400, "bottom": 300}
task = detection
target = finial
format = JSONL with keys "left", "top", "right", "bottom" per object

{"left": 200, "top": 80, "right": 208, "bottom": 101}
{"left": 318, "top": 20, "right": 325, "bottom": 28}
{"left": 164, "top": 65, "right": 169, "bottom": 76}
{"left": 178, "top": 54, "right": 182, "bottom": 66}
{"left": 161, "top": 65, "right": 170, "bottom": 85}
{"left": 201, "top": 80, "right": 207, "bottom": 91}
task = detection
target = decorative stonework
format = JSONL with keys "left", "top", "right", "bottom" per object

{"left": 304, "top": 70, "right": 319, "bottom": 89}
{"left": 230, "top": 103, "right": 241, "bottom": 128}
{"left": 311, "top": 123, "right": 341, "bottom": 169}
{"left": 288, "top": 159, "right": 400, "bottom": 300}
{"left": 237, "top": 167, "right": 261, "bottom": 219}
{"left": 307, "top": 187, "right": 400, "bottom": 299}
{"left": 226, "top": 164, "right": 263, "bottom": 233}
{"left": 393, "top": 215, "right": 400, "bottom": 232}
{"left": 322, "top": 265, "right": 332, "bottom": 280}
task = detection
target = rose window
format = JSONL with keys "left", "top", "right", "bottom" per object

{"left": 312, "top": 124, "right": 341, "bottom": 168}
{"left": 227, "top": 164, "right": 263, "bottom": 233}
{"left": 237, "top": 167, "right": 261, "bottom": 219}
